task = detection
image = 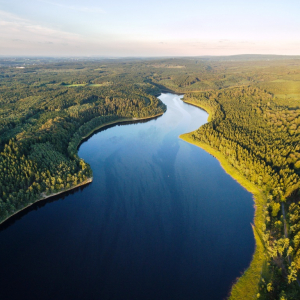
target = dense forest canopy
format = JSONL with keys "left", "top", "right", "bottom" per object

{"left": 0, "top": 58, "right": 166, "bottom": 223}
{"left": 1, "top": 55, "right": 300, "bottom": 299}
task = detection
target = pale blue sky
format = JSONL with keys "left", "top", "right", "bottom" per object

{"left": 0, "top": 0, "right": 299, "bottom": 56}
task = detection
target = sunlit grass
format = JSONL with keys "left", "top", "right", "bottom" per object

{"left": 180, "top": 99, "right": 269, "bottom": 300}
{"left": 180, "top": 133, "right": 267, "bottom": 300}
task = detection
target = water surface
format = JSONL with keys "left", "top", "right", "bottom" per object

{"left": 0, "top": 93, "right": 254, "bottom": 300}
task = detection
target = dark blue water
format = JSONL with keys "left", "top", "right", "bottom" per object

{"left": 0, "top": 94, "right": 254, "bottom": 300}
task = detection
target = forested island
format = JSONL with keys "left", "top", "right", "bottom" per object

{"left": 1, "top": 55, "right": 300, "bottom": 299}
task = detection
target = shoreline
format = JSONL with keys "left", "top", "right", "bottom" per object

{"left": 182, "top": 99, "right": 213, "bottom": 122}
{"left": 76, "top": 112, "right": 164, "bottom": 150}
{"left": 180, "top": 99, "right": 266, "bottom": 300}
{"left": 0, "top": 177, "right": 93, "bottom": 226}
{"left": 0, "top": 112, "right": 164, "bottom": 227}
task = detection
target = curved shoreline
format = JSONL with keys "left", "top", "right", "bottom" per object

{"left": 0, "top": 178, "right": 93, "bottom": 227}
{"left": 182, "top": 99, "right": 214, "bottom": 122}
{"left": 180, "top": 99, "right": 266, "bottom": 300}
{"left": 75, "top": 112, "right": 164, "bottom": 151}
{"left": 0, "top": 112, "right": 164, "bottom": 227}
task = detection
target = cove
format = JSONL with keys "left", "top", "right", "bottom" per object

{"left": 0, "top": 93, "right": 254, "bottom": 300}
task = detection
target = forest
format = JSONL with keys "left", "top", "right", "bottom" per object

{"left": 176, "top": 58, "right": 300, "bottom": 300}
{"left": 1, "top": 55, "right": 300, "bottom": 299}
{"left": 0, "top": 58, "right": 166, "bottom": 223}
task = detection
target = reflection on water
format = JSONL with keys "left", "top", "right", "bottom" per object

{"left": 0, "top": 94, "right": 254, "bottom": 300}
{"left": 0, "top": 183, "right": 91, "bottom": 232}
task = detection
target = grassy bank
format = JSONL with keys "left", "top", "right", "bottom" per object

{"left": 180, "top": 100, "right": 267, "bottom": 299}
{"left": 183, "top": 100, "right": 214, "bottom": 122}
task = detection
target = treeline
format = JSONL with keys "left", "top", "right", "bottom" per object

{"left": 184, "top": 85, "right": 300, "bottom": 299}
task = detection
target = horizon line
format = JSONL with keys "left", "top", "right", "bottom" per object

{"left": 1, "top": 54, "right": 300, "bottom": 59}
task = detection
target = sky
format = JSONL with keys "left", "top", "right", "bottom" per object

{"left": 0, "top": 0, "right": 300, "bottom": 57}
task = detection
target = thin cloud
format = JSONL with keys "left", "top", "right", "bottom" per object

{"left": 37, "top": 0, "right": 106, "bottom": 14}
{"left": 0, "top": 9, "right": 82, "bottom": 42}
{"left": 0, "top": 10, "right": 28, "bottom": 22}
{"left": 0, "top": 9, "right": 110, "bottom": 56}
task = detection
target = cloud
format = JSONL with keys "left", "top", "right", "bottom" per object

{"left": 36, "top": 0, "right": 106, "bottom": 14}
{"left": 0, "top": 10, "right": 27, "bottom": 22}
{"left": 0, "top": 10, "right": 299, "bottom": 56}
{"left": 12, "top": 39, "right": 25, "bottom": 43}
{"left": 0, "top": 10, "right": 82, "bottom": 44}
{"left": 0, "top": 9, "right": 92, "bottom": 55}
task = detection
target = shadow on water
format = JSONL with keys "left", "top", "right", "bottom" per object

{"left": 0, "top": 115, "right": 162, "bottom": 233}
{"left": 0, "top": 183, "right": 92, "bottom": 232}
{"left": 77, "top": 115, "right": 163, "bottom": 150}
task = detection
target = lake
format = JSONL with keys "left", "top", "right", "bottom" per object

{"left": 0, "top": 93, "right": 254, "bottom": 300}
